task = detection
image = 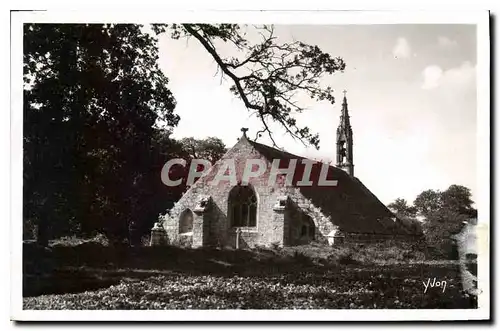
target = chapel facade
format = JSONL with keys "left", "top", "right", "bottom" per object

{"left": 157, "top": 94, "right": 420, "bottom": 248}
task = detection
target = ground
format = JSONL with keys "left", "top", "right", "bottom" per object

{"left": 22, "top": 239, "right": 477, "bottom": 310}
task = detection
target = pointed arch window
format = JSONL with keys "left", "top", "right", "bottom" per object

{"left": 300, "top": 214, "right": 315, "bottom": 240}
{"left": 179, "top": 209, "right": 194, "bottom": 234}
{"left": 229, "top": 185, "right": 257, "bottom": 227}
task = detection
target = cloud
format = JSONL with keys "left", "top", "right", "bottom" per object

{"left": 421, "top": 65, "right": 444, "bottom": 89}
{"left": 421, "top": 61, "right": 475, "bottom": 90}
{"left": 437, "top": 36, "right": 458, "bottom": 48}
{"left": 392, "top": 37, "right": 411, "bottom": 58}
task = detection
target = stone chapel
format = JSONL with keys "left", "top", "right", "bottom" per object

{"left": 156, "top": 93, "right": 420, "bottom": 248}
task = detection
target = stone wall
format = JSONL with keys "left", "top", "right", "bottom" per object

{"left": 286, "top": 199, "right": 319, "bottom": 246}
{"left": 161, "top": 136, "right": 292, "bottom": 248}
{"left": 284, "top": 187, "right": 337, "bottom": 244}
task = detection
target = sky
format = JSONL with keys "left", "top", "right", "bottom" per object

{"left": 154, "top": 24, "right": 477, "bottom": 206}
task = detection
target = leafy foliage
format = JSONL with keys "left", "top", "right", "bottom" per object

{"left": 413, "top": 189, "right": 443, "bottom": 218}
{"left": 23, "top": 24, "right": 179, "bottom": 242}
{"left": 423, "top": 208, "right": 470, "bottom": 259}
{"left": 420, "top": 186, "right": 476, "bottom": 259}
{"left": 180, "top": 137, "right": 227, "bottom": 165}
{"left": 389, "top": 185, "right": 477, "bottom": 259}
{"left": 387, "top": 198, "right": 422, "bottom": 236}
{"left": 387, "top": 198, "right": 417, "bottom": 218}
{"left": 440, "top": 185, "right": 477, "bottom": 217}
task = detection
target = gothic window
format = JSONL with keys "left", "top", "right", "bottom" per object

{"left": 300, "top": 214, "right": 315, "bottom": 240}
{"left": 229, "top": 185, "right": 257, "bottom": 227}
{"left": 179, "top": 209, "right": 194, "bottom": 234}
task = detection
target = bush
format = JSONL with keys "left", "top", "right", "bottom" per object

{"left": 50, "top": 233, "right": 109, "bottom": 247}
{"left": 425, "top": 239, "right": 459, "bottom": 260}
{"left": 322, "top": 241, "right": 426, "bottom": 265}
{"left": 422, "top": 209, "right": 469, "bottom": 260}
{"left": 23, "top": 219, "right": 37, "bottom": 240}
{"left": 292, "top": 250, "right": 311, "bottom": 264}
{"left": 270, "top": 242, "right": 281, "bottom": 250}
{"left": 141, "top": 234, "right": 151, "bottom": 247}
{"left": 337, "top": 251, "right": 357, "bottom": 265}
{"left": 367, "top": 242, "right": 426, "bottom": 262}
{"left": 324, "top": 246, "right": 357, "bottom": 265}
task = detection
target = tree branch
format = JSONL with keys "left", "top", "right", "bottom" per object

{"left": 175, "top": 24, "right": 345, "bottom": 150}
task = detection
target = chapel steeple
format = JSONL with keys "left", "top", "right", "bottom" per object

{"left": 336, "top": 90, "right": 354, "bottom": 176}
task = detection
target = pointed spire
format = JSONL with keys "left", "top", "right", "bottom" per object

{"left": 340, "top": 90, "right": 351, "bottom": 128}
{"left": 336, "top": 89, "right": 354, "bottom": 177}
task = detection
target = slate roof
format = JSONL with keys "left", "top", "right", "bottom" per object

{"left": 248, "top": 139, "right": 414, "bottom": 235}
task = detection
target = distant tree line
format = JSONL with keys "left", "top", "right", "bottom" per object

{"left": 388, "top": 185, "right": 477, "bottom": 259}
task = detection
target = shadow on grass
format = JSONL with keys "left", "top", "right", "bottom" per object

{"left": 23, "top": 242, "right": 315, "bottom": 296}
{"left": 23, "top": 241, "right": 476, "bottom": 310}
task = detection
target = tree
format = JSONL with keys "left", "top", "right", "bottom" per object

{"left": 414, "top": 185, "right": 476, "bottom": 219}
{"left": 413, "top": 189, "right": 442, "bottom": 218}
{"left": 24, "top": 24, "right": 178, "bottom": 243}
{"left": 152, "top": 24, "right": 346, "bottom": 149}
{"left": 414, "top": 185, "right": 476, "bottom": 259}
{"left": 180, "top": 137, "right": 227, "bottom": 165}
{"left": 387, "top": 198, "right": 422, "bottom": 236}
{"left": 129, "top": 129, "right": 191, "bottom": 237}
{"left": 387, "top": 198, "right": 417, "bottom": 218}
{"left": 441, "top": 184, "right": 476, "bottom": 217}
{"left": 423, "top": 208, "right": 469, "bottom": 259}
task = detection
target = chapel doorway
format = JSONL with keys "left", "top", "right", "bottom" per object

{"left": 179, "top": 209, "right": 194, "bottom": 234}
{"left": 299, "top": 213, "right": 315, "bottom": 244}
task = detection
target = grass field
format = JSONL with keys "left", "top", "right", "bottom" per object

{"left": 22, "top": 240, "right": 477, "bottom": 310}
